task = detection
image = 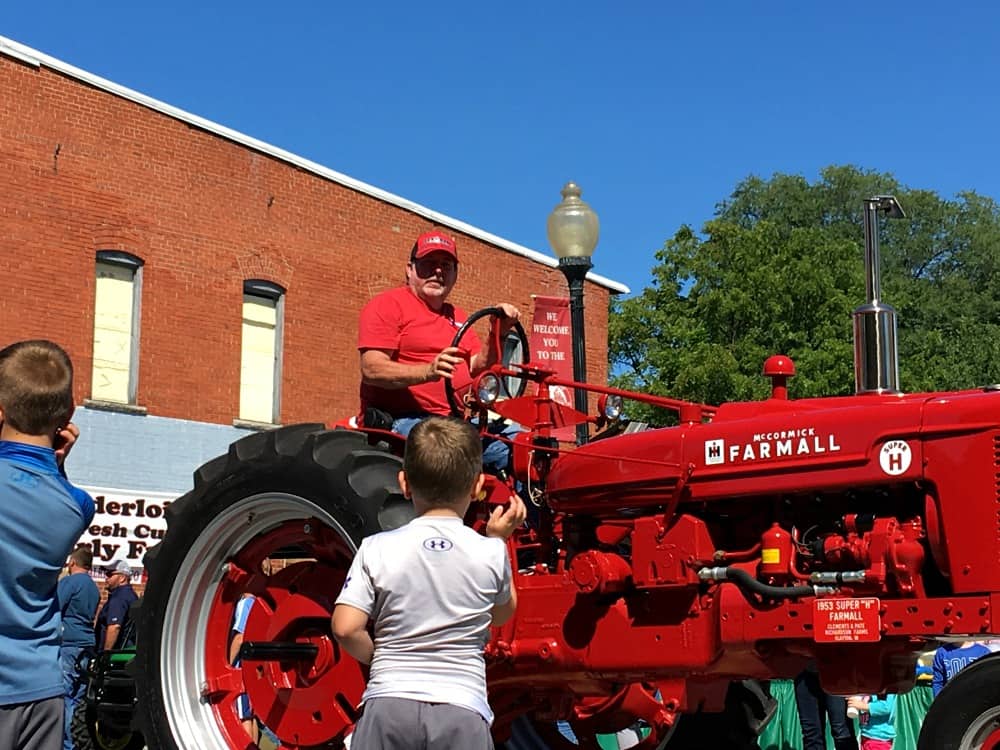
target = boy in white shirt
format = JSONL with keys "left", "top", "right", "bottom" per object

{"left": 333, "top": 417, "right": 526, "bottom": 749}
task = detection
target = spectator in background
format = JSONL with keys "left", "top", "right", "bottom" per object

{"left": 0, "top": 340, "right": 90, "bottom": 750}
{"left": 58, "top": 545, "right": 100, "bottom": 750}
{"left": 932, "top": 640, "right": 992, "bottom": 697}
{"left": 794, "top": 662, "right": 858, "bottom": 750}
{"left": 847, "top": 693, "right": 896, "bottom": 750}
{"left": 230, "top": 592, "right": 260, "bottom": 744}
{"left": 94, "top": 560, "right": 138, "bottom": 652}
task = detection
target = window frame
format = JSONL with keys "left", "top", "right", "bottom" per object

{"left": 92, "top": 250, "right": 144, "bottom": 405}
{"left": 238, "top": 279, "right": 285, "bottom": 425}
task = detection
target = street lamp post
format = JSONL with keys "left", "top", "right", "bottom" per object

{"left": 547, "top": 182, "right": 599, "bottom": 445}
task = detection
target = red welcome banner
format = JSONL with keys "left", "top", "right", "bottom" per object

{"left": 529, "top": 296, "right": 576, "bottom": 441}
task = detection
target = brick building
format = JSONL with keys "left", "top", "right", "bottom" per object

{"left": 0, "top": 36, "right": 626, "bottom": 576}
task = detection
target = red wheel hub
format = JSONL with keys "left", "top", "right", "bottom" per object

{"left": 200, "top": 521, "right": 365, "bottom": 748}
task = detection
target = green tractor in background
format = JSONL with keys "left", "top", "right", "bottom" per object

{"left": 70, "top": 618, "right": 144, "bottom": 750}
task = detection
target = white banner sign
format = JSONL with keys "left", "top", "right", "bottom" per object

{"left": 79, "top": 486, "right": 177, "bottom": 579}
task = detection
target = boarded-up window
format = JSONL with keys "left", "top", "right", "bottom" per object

{"left": 239, "top": 281, "right": 284, "bottom": 423}
{"left": 92, "top": 253, "right": 142, "bottom": 403}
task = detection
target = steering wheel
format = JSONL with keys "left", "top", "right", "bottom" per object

{"left": 444, "top": 307, "right": 530, "bottom": 418}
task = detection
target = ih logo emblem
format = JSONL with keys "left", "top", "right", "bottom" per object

{"left": 879, "top": 440, "right": 912, "bottom": 476}
{"left": 705, "top": 439, "right": 725, "bottom": 465}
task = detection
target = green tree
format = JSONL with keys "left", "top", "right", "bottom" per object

{"left": 610, "top": 166, "right": 1000, "bottom": 423}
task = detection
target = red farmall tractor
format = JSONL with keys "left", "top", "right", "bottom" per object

{"left": 130, "top": 196, "right": 1000, "bottom": 749}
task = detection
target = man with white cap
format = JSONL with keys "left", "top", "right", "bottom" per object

{"left": 94, "top": 560, "right": 137, "bottom": 652}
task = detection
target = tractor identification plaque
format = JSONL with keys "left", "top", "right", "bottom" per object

{"left": 812, "top": 597, "right": 881, "bottom": 642}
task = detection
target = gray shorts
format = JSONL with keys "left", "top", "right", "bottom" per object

{"left": 351, "top": 696, "right": 494, "bottom": 750}
{"left": 0, "top": 696, "right": 62, "bottom": 750}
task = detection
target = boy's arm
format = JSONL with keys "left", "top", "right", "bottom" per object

{"left": 490, "top": 544, "right": 517, "bottom": 626}
{"left": 332, "top": 604, "right": 374, "bottom": 665}
{"left": 490, "top": 585, "right": 517, "bottom": 626}
{"left": 54, "top": 422, "right": 80, "bottom": 467}
{"left": 485, "top": 494, "right": 527, "bottom": 540}
{"left": 867, "top": 694, "right": 895, "bottom": 720}
{"left": 932, "top": 648, "right": 946, "bottom": 696}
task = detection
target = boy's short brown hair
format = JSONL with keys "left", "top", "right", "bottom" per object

{"left": 403, "top": 417, "right": 482, "bottom": 507}
{"left": 0, "top": 340, "right": 74, "bottom": 436}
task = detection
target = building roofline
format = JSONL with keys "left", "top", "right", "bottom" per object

{"left": 0, "top": 35, "right": 629, "bottom": 294}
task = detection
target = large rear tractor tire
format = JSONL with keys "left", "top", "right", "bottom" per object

{"left": 918, "top": 651, "right": 1000, "bottom": 750}
{"left": 131, "top": 425, "right": 411, "bottom": 750}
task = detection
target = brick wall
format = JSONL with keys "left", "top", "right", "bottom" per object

{"left": 0, "top": 54, "right": 611, "bottom": 428}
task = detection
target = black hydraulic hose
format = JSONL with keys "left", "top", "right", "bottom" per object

{"left": 239, "top": 641, "right": 318, "bottom": 662}
{"left": 721, "top": 566, "right": 816, "bottom": 601}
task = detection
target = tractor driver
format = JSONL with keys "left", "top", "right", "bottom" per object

{"left": 358, "top": 229, "right": 521, "bottom": 473}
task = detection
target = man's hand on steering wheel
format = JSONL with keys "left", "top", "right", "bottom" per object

{"left": 491, "top": 303, "right": 521, "bottom": 335}
{"left": 445, "top": 306, "right": 530, "bottom": 417}
{"left": 425, "top": 346, "right": 466, "bottom": 382}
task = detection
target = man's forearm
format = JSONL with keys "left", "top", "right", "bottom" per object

{"left": 336, "top": 629, "right": 375, "bottom": 665}
{"left": 361, "top": 359, "right": 431, "bottom": 389}
{"left": 104, "top": 624, "right": 121, "bottom": 651}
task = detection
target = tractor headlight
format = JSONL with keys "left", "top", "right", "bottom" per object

{"left": 476, "top": 373, "right": 501, "bottom": 406}
{"left": 601, "top": 394, "right": 624, "bottom": 421}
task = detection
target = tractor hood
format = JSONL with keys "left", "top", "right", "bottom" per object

{"left": 544, "top": 388, "right": 1000, "bottom": 515}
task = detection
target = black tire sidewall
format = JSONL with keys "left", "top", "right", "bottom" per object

{"left": 918, "top": 651, "right": 1000, "bottom": 750}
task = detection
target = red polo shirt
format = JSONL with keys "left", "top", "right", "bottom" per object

{"left": 358, "top": 286, "right": 481, "bottom": 417}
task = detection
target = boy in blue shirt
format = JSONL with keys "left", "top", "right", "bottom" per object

{"left": 0, "top": 340, "right": 92, "bottom": 750}
{"left": 932, "top": 640, "right": 992, "bottom": 697}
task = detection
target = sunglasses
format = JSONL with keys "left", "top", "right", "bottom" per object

{"left": 412, "top": 258, "right": 457, "bottom": 277}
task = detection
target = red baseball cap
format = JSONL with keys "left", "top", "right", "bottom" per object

{"left": 411, "top": 231, "right": 458, "bottom": 262}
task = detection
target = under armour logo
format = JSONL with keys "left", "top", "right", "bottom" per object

{"left": 423, "top": 537, "right": 454, "bottom": 552}
{"left": 342, "top": 575, "right": 351, "bottom": 589}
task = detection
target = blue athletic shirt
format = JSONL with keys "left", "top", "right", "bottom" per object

{"left": 0, "top": 441, "right": 94, "bottom": 705}
{"left": 932, "top": 641, "right": 992, "bottom": 697}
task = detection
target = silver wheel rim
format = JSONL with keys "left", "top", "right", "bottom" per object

{"left": 960, "top": 706, "right": 1000, "bottom": 749}
{"left": 157, "top": 491, "right": 356, "bottom": 750}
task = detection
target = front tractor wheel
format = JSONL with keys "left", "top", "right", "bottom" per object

{"left": 131, "top": 425, "right": 411, "bottom": 750}
{"left": 918, "top": 652, "right": 1000, "bottom": 750}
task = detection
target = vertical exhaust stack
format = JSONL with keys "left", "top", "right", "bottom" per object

{"left": 853, "top": 195, "right": 905, "bottom": 395}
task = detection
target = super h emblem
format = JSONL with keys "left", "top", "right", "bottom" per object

{"left": 879, "top": 440, "right": 911, "bottom": 476}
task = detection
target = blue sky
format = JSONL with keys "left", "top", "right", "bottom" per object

{"left": 5, "top": 2, "right": 1000, "bottom": 296}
